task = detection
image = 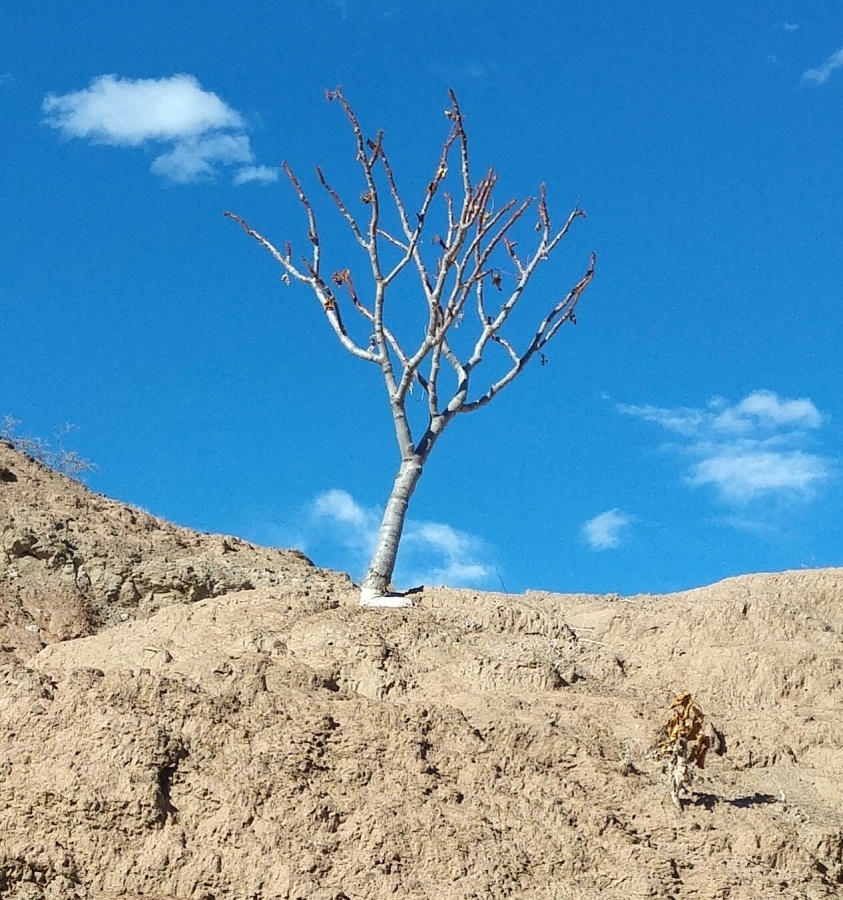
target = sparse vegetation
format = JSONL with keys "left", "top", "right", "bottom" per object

{"left": 0, "top": 416, "right": 96, "bottom": 479}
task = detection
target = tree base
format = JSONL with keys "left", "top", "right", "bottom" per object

{"left": 359, "top": 586, "right": 415, "bottom": 608}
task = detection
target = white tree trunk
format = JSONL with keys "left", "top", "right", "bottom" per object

{"left": 360, "top": 455, "right": 424, "bottom": 607}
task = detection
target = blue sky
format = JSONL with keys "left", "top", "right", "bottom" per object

{"left": 3, "top": 1, "right": 842, "bottom": 595}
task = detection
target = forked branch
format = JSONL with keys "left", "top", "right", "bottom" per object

{"left": 226, "top": 86, "right": 595, "bottom": 436}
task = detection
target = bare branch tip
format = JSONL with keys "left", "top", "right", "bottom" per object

{"left": 444, "top": 88, "right": 463, "bottom": 123}
{"left": 223, "top": 211, "right": 250, "bottom": 234}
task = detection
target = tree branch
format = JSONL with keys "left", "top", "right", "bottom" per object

{"left": 316, "top": 166, "right": 367, "bottom": 249}
{"left": 459, "top": 251, "right": 597, "bottom": 414}
{"left": 281, "top": 162, "right": 321, "bottom": 276}
{"left": 223, "top": 212, "right": 379, "bottom": 363}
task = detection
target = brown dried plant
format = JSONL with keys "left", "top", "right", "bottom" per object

{"left": 655, "top": 692, "right": 724, "bottom": 812}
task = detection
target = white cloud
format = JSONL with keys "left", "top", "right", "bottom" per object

{"left": 691, "top": 451, "right": 826, "bottom": 501}
{"left": 582, "top": 510, "right": 633, "bottom": 550}
{"left": 402, "top": 521, "right": 492, "bottom": 585}
{"left": 803, "top": 48, "right": 843, "bottom": 85}
{"left": 616, "top": 403, "right": 704, "bottom": 437}
{"left": 314, "top": 488, "right": 375, "bottom": 533}
{"left": 619, "top": 390, "right": 829, "bottom": 504}
{"left": 42, "top": 74, "right": 242, "bottom": 145}
{"left": 233, "top": 165, "right": 279, "bottom": 185}
{"left": 43, "top": 74, "right": 274, "bottom": 185}
{"left": 151, "top": 133, "right": 253, "bottom": 183}
{"left": 309, "top": 489, "right": 495, "bottom": 588}
{"left": 622, "top": 392, "right": 805, "bottom": 436}
{"left": 712, "top": 390, "right": 822, "bottom": 433}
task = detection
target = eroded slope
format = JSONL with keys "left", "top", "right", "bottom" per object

{"left": 0, "top": 444, "right": 841, "bottom": 898}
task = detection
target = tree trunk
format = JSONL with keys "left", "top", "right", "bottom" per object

{"left": 360, "top": 455, "right": 424, "bottom": 607}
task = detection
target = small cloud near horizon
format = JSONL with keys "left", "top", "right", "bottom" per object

{"left": 618, "top": 390, "right": 829, "bottom": 505}
{"left": 803, "top": 48, "right": 843, "bottom": 85}
{"left": 42, "top": 74, "right": 279, "bottom": 185}
{"left": 308, "top": 488, "right": 496, "bottom": 588}
{"left": 582, "top": 510, "right": 634, "bottom": 550}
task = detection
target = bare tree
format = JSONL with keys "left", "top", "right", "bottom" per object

{"left": 226, "top": 88, "right": 596, "bottom": 607}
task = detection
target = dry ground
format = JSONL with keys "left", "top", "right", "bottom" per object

{"left": 1, "top": 441, "right": 841, "bottom": 899}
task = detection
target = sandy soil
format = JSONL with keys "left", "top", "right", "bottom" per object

{"left": 1, "top": 441, "right": 841, "bottom": 898}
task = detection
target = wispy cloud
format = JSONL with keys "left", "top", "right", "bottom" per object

{"left": 582, "top": 509, "right": 634, "bottom": 550}
{"left": 150, "top": 133, "right": 253, "bottom": 182}
{"left": 327, "top": 0, "right": 349, "bottom": 19}
{"left": 619, "top": 390, "right": 829, "bottom": 503}
{"left": 711, "top": 391, "right": 822, "bottom": 432}
{"left": 772, "top": 22, "right": 799, "bottom": 32}
{"left": 309, "top": 488, "right": 495, "bottom": 588}
{"left": 429, "top": 60, "right": 490, "bottom": 82}
{"left": 803, "top": 48, "right": 843, "bottom": 85}
{"left": 233, "top": 165, "right": 279, "bottom": 185}
{"left": 691, "top": 450, "right": 824, "bottom": 498}
{"left": 42, "top": 74, "right": 278, "bottom": 185}
{"left": 326, "top": 0, "right": 399, "bottom": 22}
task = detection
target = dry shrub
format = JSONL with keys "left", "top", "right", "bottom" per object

{"left": 655, "top": 692, "right": 724, "bottom": 811}
{"left": 0, "top": 416, "right": 96, "bottom": 479}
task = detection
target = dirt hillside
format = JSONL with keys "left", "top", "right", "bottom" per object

{"left": 1, "top": 441, "right": 841, "bottom": 899}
